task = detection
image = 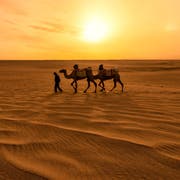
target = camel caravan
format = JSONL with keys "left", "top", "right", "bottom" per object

{"left": 54, "top": 64, "right": 124, "bottom": 93}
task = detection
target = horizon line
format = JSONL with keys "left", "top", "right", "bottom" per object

{"left": 0, "top": 59, "right": 180, "bottom": 61}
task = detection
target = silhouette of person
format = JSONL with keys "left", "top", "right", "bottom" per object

{"left": 73, "top": 64, "right": 79, "bottom": 76}
{"left": 99, "top": 64, "right": 104, "bottom": 71}
{"left": 99, "top": 64, "right": 106, "bottom": 76}
{"left": 73, "top": 64, "right": 79, "bottom": 70}
{"left": 53, "top": 72, "right": 63, "bottom": 93}
{"left": 70, "top": 64, "right": 80, "bottom": 92}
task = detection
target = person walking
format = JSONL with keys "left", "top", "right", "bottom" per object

{"left": 53, "top": 72, "right": 63, "bottom": 93}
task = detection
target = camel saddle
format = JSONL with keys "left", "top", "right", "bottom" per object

{"left": 76, "top": 69, "right": 87, "bottom": 78}
{"left": 100, "top": 69, "right": 118, "bottom": 76}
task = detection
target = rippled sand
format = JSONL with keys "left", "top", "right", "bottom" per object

{"left": 0, "top": 60, "right": 180, "bottom": 179}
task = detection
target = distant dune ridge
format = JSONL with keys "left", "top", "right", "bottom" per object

{"left": 0, "top": 60, "right": 180, "bottom": 179}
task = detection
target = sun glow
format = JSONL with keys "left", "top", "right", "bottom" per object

{"left": 83, "top": 18, "right": 109, "bottom": 42}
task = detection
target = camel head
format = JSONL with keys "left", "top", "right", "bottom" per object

{"left": 59, "top": 69, "right": 66, "bottom": 73}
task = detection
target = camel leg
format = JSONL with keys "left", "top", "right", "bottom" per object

{"left": 84, "top": 80, "right": 90, "bottom": 93}
{"left": 98, "top": 81, "right": 105, "bottom": 91}
{"left": 91, "top": 79, "right": 97, "bottom": 93}
{"left": 71, "top": 81, "right": 74, "bottom": 87}
{"left": 71, "top": 81, "right": 75, "bottom": 89}
{"left": 74, "top": 80, "right": 78, "bottom": 93}
{"left": 101, "top": 81, "right": 105, "bottom": 91}
{"left": 71, "top": 80, "right": 77, "bottom": 93}
{"left": 118, "top": 79, "right": 124, "bottom": 92}
{"left": 110, "top": 79, "right": 117, "bottom": 91}
{"left": 98, "top": 81, "right": 102, "bottom": 91}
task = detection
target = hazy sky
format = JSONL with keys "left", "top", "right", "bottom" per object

{"left": 0, "top": 0, "right": 180, "bottom": 60}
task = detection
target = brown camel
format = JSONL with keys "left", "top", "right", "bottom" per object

{"left": 94, "top": 65, "right": 124, "bottom": 92}
{"left": 59, "top": 68, "right": 97, "bottom": 93}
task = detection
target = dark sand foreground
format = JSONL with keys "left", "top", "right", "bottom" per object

{"left": 0, "top": 60, "right": 180, "bottom": 179}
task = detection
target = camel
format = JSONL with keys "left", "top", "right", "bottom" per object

{"left": 59, "top": 67, "right": 97, "bottom": 93}
{"left": 94, "top": 68, "right": 124, "bottom": 92}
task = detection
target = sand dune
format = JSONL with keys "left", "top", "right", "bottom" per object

{"left": 0, "top": 60, "right": 180, "bottom": 179}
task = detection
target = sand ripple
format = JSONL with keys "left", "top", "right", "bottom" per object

{"left": 0, "top": 60, "right": 180, "bottom": 179}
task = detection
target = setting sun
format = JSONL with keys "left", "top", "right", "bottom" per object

{"left": 0, "top": 0, "right": 180, "bottom": 59}
{"left": 83, "top": 19, "right": 109, "bottom": 42}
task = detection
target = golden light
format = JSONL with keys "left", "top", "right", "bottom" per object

{"left": 165, "top": 23, "right": 177, "bottom": 32}
{"left": 83, "top": 18, "right": 109, "bottom": 42}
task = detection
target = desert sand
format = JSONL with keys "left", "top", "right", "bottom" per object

{"left": 0, "top": 60, "right": 180, "bottom": 179}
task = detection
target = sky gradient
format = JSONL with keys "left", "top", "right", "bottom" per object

{"left": 0, "top": 0, "right": 180, "bottom": 60}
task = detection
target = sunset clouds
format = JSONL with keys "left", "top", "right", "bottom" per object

{"left": 0, "top": 0, "right": 180, "bottom": 59}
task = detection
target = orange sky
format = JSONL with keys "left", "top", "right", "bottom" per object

{"left": 0, "top": 0, "right": 180, "bottom": 60}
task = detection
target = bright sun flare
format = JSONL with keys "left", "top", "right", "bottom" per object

{"left": 83, "top": 19, "right": 108, "bottom": 42}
